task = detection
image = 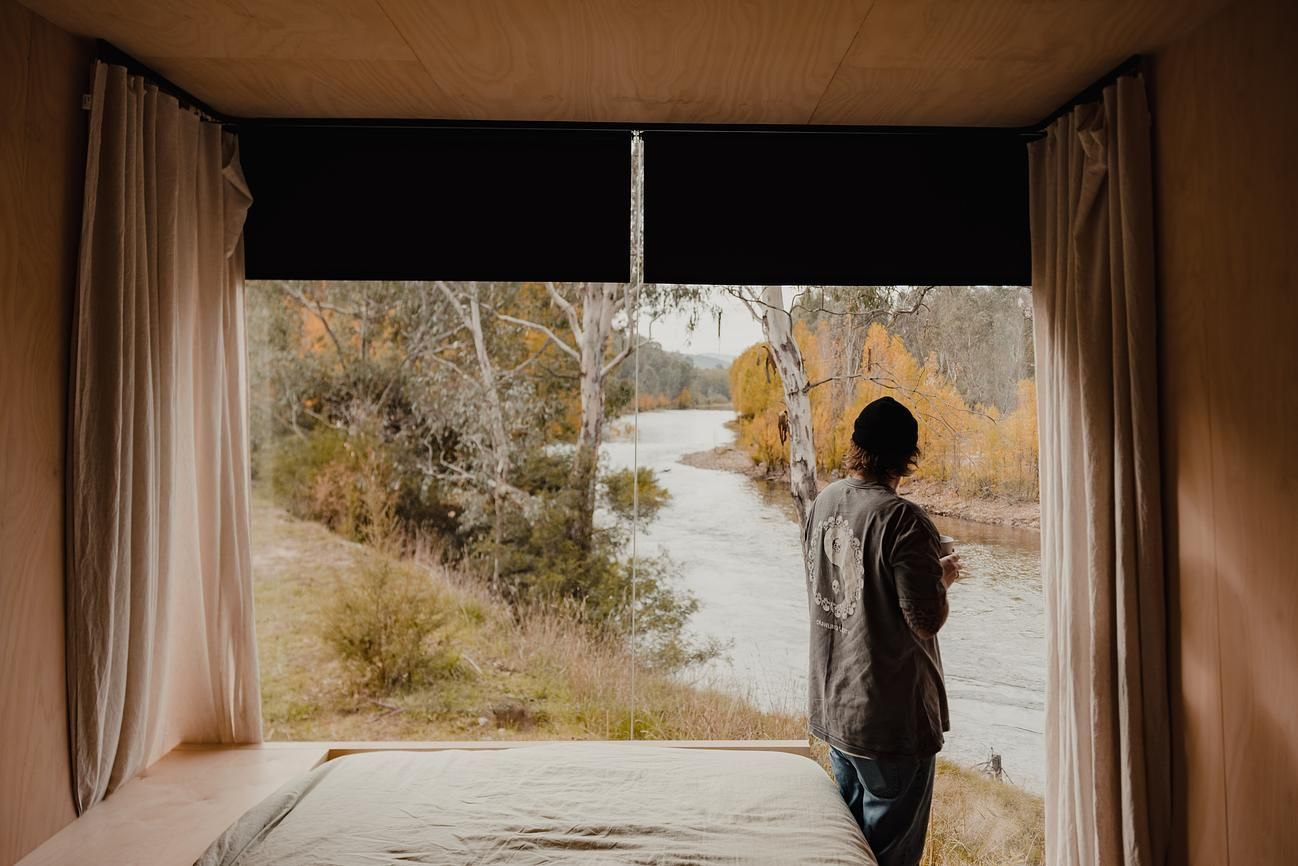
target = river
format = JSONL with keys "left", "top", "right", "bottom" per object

{"left": 603, "top": 408, "right": 1046, "bottom": 794}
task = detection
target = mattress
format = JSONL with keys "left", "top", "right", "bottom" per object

{"left": 195, "top": 743, "right": 875, "bottom": 865}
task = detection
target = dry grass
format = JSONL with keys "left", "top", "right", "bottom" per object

{"left": 252, "top": 492, "right": 1043, "bottom": 865}
{"left": 925, "top": 762, "right": 1045, "bottom": 865}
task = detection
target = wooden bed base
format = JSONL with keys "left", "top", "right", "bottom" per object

{"left": 17, "top": 740, "right": 812, "bottom": 866}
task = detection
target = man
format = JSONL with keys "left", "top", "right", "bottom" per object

{"left": 804, "top": 396, "right": 962, "bottom": 866}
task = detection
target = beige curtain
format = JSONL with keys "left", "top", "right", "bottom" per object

{"left": 67, "top": 62, "right": 261, "bottom": 813}
{"left": 1029, "top": 74, "right": 1171, "bottom": 866}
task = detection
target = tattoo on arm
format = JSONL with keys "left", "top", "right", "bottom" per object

{"left": 900, "top": 596, "right": 949, "bottom": 640}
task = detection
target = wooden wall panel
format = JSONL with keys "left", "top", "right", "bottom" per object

{"left": 1152, "top": 0, "right": 1298, "bottom": 863}
{"left": 0, "top": 0, "right": 89, "bottom": 863}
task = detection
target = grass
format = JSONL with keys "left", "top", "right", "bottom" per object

{"left": 251, "top": 492, "right": 1043, "bottom": 864}
{"left": 925, "top": 762, "right": 1044, "bottom": 865}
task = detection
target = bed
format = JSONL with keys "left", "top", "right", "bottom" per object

{"left": 195, "top": 743, "right": 875, "bottom": 865}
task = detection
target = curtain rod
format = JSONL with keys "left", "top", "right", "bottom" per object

{"left": 1032, "top": 54, "right": 1144, "bottom": 130}
{"left": 239, "top": 116, "right": 1040, "bottom": 138}
{"left": 95, "top": 42, "right": 237, "bottom": 125}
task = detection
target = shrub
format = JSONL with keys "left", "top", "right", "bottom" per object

{"left": 269, "top": 425, "right": 447, "bottom": 547}
{"left": 600, "top": 467, "right": 669, "bottom": 524}
{"left": 270, "top": 427, "right": 358, "bottom": 531}
{"left": 322, "top": 557, "right": 462, "bottom": 694}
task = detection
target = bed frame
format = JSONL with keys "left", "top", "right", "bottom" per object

{"left": 16, "top": 740, "right": 812, "bottom": 866}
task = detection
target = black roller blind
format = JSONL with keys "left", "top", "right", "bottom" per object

{"left": 642, "top": 130, "right": 1029, "bottom": 286}
{"left": 239, "top": 125, "right": 632, "bottom": 282}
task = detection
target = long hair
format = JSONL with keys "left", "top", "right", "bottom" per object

{"left": 843, "top": 439, "right": 920, "bottom": 480}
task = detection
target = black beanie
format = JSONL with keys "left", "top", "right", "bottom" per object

{"left": 852, "top": 396, "right": 919, "bottom": 456}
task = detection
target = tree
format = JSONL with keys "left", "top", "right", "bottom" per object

{"left": 730, "top": 287, "right": 819, "bottom": 525}
{"left": 432, "top": 281, "right": 545, "bottom": 587}
{"left": 495, "top": 282, "right": 644, "bottom": 549}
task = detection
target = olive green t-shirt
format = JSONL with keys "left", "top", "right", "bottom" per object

{"left": 803, "top": 478, "right": 950, "bottom": 757}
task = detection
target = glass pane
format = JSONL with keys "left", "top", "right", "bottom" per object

{"left": 245, "top": 281, "right": 1044, "bottom": 860}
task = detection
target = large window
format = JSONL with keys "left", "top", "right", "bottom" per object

{"left": 246, "top": 283, "right": 1044, "bottom": 861}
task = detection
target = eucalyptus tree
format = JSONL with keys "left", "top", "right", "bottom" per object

{"left": 429, "top": 281, "right": 553, "bottom": 586}
{"left": 493, "top": 282, "right": 644, "bottom": 549}
{"left": 729, "top": 287, "right": 819, "bottom": 524}
{"left": 728, "top": 286, "right": 940, "bottom": 526}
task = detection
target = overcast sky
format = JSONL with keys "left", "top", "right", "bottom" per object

{"left": 636, "top": 289, "right": 765, "bottom": 358}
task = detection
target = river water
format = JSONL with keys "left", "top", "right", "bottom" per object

{"left": 603, "top": 408, "right": 1046, "bottom": 793}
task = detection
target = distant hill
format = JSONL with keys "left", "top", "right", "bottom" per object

{"left": 686, "top": 353, "right": 734, "bottom": 370}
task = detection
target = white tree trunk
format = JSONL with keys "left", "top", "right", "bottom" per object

{"left": 570, "top": 283, "right": 622, "bottom": 546}
{"left": 574, "top": 284, "right": 619, "bottom": 455}
{"left": 758, "top": 286, "right": 819, "bottom": 525}
{"left": 467, "top": 285, "right": 511, "bottom": 493}
{"left": 466, "top": 285, "right": 512, "bottom": 587}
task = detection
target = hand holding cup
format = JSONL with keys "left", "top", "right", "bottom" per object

{"left": 939, "top": 535, "right": 962, "bottom": 588}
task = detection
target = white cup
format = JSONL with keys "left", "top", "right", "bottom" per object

{"left": 939, "top": 535, "right": 956, "bottom": 557}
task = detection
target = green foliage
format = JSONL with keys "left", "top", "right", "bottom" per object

{"left": 322, "top": 556, "right": 464, "bottom": 694}
{"left": 270, "top": 426, "right": 368, "bottom": 540}
{"left": 268, "top": 423, "right": 459, "bottom": 547}
{"left": 601, "top": 467, "right": 669, "bottom": 524}
{"left": 247, "top": 280, "right": 720, "bottom": 681}
{"left": 468, "top": 453, "right": 715, "bottom": 673}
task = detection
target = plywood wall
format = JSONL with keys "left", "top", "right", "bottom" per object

{"left": 0, "top": 1, "right": 89, "bottom": 863}
{"left": 1150, "top": 0, "right": 1298, "bottom": 862}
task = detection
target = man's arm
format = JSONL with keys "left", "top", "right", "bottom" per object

{"left": 891, "top": 507, "right": 959, "bottom": 640}
{"left": 899, "top": 595, "right": 948, "bottom": 641}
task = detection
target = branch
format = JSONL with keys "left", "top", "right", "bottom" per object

{"left": 861, "top": 369, "right": 998, "bottom": 424}
{"left": 374, "top": 322, "right": 465, "bottom": 409}
{"left": 723, "top": 287, "right": 764, "bottom": 323}
{"left": 437, "top": 459, "right": 532, "bottom": 506}
{"left": 499, "top": 347, "right": 548, "bottom": 382}
{"left": 495, "top": 313, "right": 581, "bottom": 361}
{"left": 545, "top": 282, "right": 584, "bottom": 343}
{"left": 277, "top": 282, "right": 351, "bottom": 370}
{"left": 425, "top": 349, "right": 474, "bottom": 382}
{"left": 803, "top": 373, "right": 866, "bottom": 393}
{"left": 600, "top": 337, "right": 653, "bottom": 379}
{"left": 788, "top": 286, "right": 938, "bottom": 323}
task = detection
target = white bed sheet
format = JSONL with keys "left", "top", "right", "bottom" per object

{"left": 195, "top": 743, "right": 875, "bottom": 865}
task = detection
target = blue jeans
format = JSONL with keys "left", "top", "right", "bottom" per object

{"left": 829, "top": 747, "right": 935, "bottom": 866}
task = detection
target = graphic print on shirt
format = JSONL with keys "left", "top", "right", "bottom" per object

{"left": 806, "top": 514, "right": 865, "bottom": 624}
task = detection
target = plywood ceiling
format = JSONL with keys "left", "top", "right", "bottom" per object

{"left": 19, "top": 0, "right": 1227, "bottom": 126}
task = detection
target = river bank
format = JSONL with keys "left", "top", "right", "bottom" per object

{"left": 680, "top": 439, "right": 1040, "bottom": 530}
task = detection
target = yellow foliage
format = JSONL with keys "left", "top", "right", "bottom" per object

{"left": 731, "top": 323, "right": 1040, "bottom": 501}
{"left": 637, "top": 393, "right": 670, "bottom": 412}
{"left": 729, "top": 344, "right": 783, "bottom": 419}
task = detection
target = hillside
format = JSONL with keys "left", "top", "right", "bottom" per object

{"left": 686, "top": 352, "right": 735, "bottom": 370}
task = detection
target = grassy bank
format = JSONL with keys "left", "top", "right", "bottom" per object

{"left": 252, "top": 493, "right": 1043, "bottom": 864}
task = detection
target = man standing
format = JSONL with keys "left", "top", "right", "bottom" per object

{"left": 804, "top": 397, "right": 962, "bottom": 866}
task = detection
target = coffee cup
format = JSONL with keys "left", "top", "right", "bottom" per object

{"left": 939, "top": 535, "right": 956, "bottom": 557}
